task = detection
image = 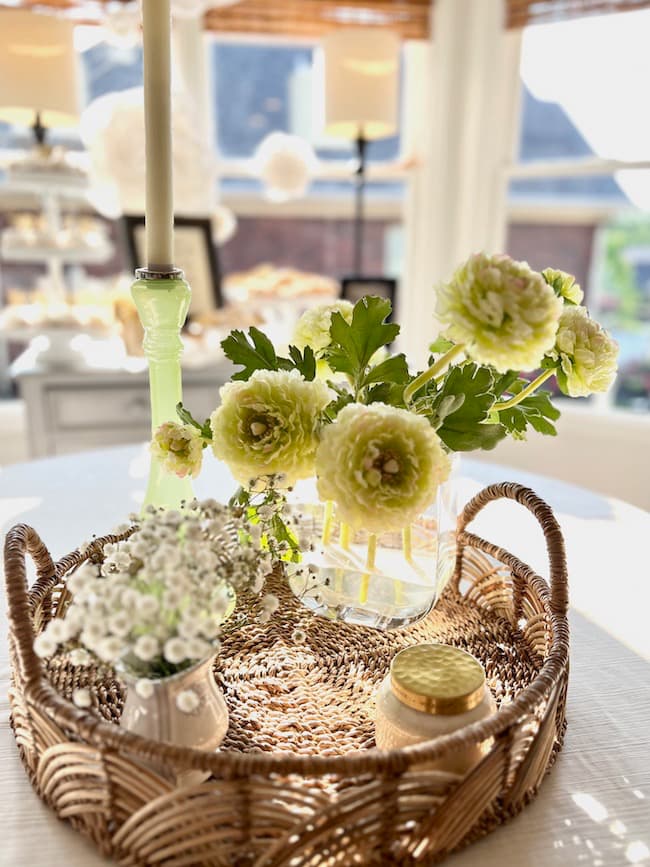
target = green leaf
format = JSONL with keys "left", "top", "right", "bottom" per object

{"left": 228, "top": 486, "right": 250, "bottom": 510}
{"left": 556, "top": 367, "right": 570, "bottom": 395}
{"left": 221, "top": 327, "right": 279, "bottom": 380}
{"left": 362, "top": 353, "right": 410, "bottom": 387}
{"left": 270, "top": 514, "right": 301, "bottom": 563}
{"left": 433, "top": 363, "right": 505, "bottom": 452}
{"left": 428, "top": 336, "right": 455, "bottom": 355}
{"left": 492, "top": 370, "right": 520, "bottom": 398}
{"left": 176, "top": 402, "right": 212, "bottom": 440}
{"left": 326, "top": 296, "right": 399, "bottom": 380}
{"left": 322, "top": 380, "right": 354, "bottom": 422}
{"left": 498, "top": 389, "right": 560, "bottom": 440}
{"left": 366, "top": 381, "right": 408, "bottom": 407}
{"left": 287, "top": 344, "right": 317, "bottom": 381}
{"left": 221, "top": 327, "right": 320, "bottom": 383}
{"left": 527, "top": 414, "right": 558, "bottom": 436}
{"left": 442, "top": 423, "right": 506, "bottom": 451}
{"left": 519, "top": 391, "right": 561, "bottom": 421}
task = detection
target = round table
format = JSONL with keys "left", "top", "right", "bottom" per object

{"left": 1, "top": 445, "right": 649, "bottom": 867}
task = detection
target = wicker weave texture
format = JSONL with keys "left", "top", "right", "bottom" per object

{"left": 4, "top": 483, "right": 569, "bottom": 865}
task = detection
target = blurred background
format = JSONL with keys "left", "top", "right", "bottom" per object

{"left": 0, "top": 0, "right": 648, "bottom": 508}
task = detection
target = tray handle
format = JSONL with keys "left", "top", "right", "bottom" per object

{"left": 456, "top": 482, "right": 568, "bottom": 618}
{"left": 4, "top": 523, "right": 57, "bottom": 690}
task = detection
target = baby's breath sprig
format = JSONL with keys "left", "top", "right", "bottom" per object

{"left": 229, "top": 474, "right": 301, "bottom": 563}
{"left": 33, "top": 499, "right": 274, "bottom": 690}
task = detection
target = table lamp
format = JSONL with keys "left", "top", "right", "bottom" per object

{"left": 323, "top": 28, "right": 399, "bottom": 279}
{"left": 0, "top": 10, "right": 79, "bottom": 149}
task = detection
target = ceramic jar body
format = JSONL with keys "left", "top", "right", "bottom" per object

{"left": 374, "top": 674, "right": 497, "bottom": 775}
{"left": 120, "top": 655, "right": 228, "bottom": 752}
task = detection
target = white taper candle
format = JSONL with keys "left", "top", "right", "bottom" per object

{"left": 142, "top": 0, "right": 174, "bottom": 271}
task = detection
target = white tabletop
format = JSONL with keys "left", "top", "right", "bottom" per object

{"left": 1, "top": 445, "right": 649, "bottom": 867}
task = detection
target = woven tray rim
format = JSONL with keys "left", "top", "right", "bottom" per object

{"left": 5, "top": 481, "right": 569, "bottom": 779}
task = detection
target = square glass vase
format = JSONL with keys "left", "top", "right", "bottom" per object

{"left": 286, "top": 463, "right": 458, "bottom": 632}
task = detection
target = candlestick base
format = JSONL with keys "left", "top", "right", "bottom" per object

{"left": 131, "top": 271, "right": 193, "bottom": 511}
{"left": 142, "top": 455, "right": 194, "bottom": 513}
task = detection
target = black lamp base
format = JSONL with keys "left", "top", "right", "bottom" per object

{"left": 341, "top": 276, "right": 397, "bottom": 316}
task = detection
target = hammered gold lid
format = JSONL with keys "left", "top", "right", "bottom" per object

{"left": 390, "top": 644, "right": 486, "bottom": 715}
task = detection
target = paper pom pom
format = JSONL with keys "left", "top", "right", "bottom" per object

{"left": 81, "top": 89, "right": 217, "bottom": 217}
{"left": 253, "top": 133, "right": 318, "bottom": 202}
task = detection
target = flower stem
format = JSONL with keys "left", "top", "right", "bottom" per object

{"left": 492, "top": 369, "right": 554, "bottom": 412}
{"left": 402, "top": 525, "right": 413, "bottom": 562}
{"left": 359, "top": 533, "right": 377, "bottom": 604}
{"left": 335, "top": 523, "right": 352, "bottom": 594}
{"left": 403, "top": 344, "right": 465, "bottom": 405}
{"left": 322, "top": 500, "right": 334, "bottom": 545}
{"left": 392, "top": 524, "right": 412, "bottom": 605}
{"left": 340, "top": 522, "right": 352, "bottom": 550}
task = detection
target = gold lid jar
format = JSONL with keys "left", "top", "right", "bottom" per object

{"left": 390, "top": 644, "right": 487, "bottom": 715}
{"left": 375, "top": 643, "right": 497, "bottom": 775}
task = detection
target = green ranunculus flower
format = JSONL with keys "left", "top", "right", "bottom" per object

{"left": 542, "top": 268, "right": 584, "bottom": 305}
{"left": 549, "top": 306, "right": 619, "bottom": 397}
{"left": 315, "top": 403, "right": 451, "bottom": 534}
{"left": 210, "top": 369, "right": 331, "bottom": 486}
{"left": 437, "top": 252, "right": 563, "bottom": 373}
{"left": 292, "top": 300, "right": 354, "bottom": 355}
{"left": 151, "top": 422, "right": 204, "bottom": 479}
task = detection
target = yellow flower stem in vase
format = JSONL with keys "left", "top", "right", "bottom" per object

{"left": 322, "top": 500, "right": 335, "bottom": 545}
{"left": 334, "top": 521, "right": 352, "bottom": 593}
{"left": 402, "top": 524, "right": 413, "bottom": 561}
{"left": 359, "top": 533, "right": 377, "bottom": 605}
{"left": 392, "top": 524, "right": 413, "bottom": 604}
{"left": 334, "top": 522, "right": 352, "bottom": 593}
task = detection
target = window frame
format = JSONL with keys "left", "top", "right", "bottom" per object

{"left": 207, "top": 30, "right": 410, "bottom": 217}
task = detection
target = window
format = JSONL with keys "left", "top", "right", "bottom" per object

{"left": 212, "top": 39, "right": 401, "bottom": 162}
{"left": 82, "top": 40, "right": 143, "bottom": 102}
{"left": 506, "top": 8, "right": 650, "bottom": 412}
{"left": 212, "top": 37, "right": 405, "bottom": 284}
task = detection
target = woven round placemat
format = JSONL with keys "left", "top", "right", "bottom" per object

{"left": 5, "top": 482, "right": 569, "bottom": 866}
{"left": 44, "top": 574, "right": 541, "bottom": 761}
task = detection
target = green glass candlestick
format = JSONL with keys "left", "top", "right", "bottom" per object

{"left": 132, "top": 268, "right": 193, "bottom": 510}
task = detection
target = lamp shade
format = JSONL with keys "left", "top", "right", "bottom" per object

{"left": 323, "top": 28, "right": 399, "bottom": 141}
{"left": 0, "top": 10, "right": 79, "bottom": 128}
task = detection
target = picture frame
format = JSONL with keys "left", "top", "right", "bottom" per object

{"left": 341, "top": 276, "right": 397, "bottom": 317}
{"left": 123, "top": 215, "right": 223, "bottom": 316}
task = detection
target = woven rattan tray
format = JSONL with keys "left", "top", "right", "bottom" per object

{"left": 4, "top": 482, "right": 569, "bottom": 865}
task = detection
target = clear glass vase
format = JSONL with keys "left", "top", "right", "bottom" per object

{"left": 287, "top": 460, "right": 458, "bottom": 631}
{"left": 120, "top": 655, "right": 229, "bottom": 758}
